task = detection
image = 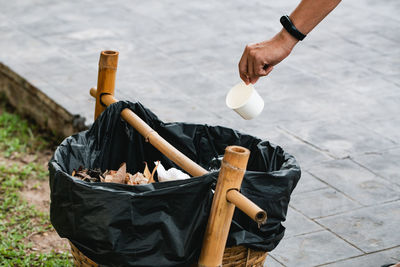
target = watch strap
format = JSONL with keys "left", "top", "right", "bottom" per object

{"left": 280, "top": 15, "right": 306, "bottom": 41}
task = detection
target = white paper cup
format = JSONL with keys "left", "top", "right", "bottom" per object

{"left": 226, "top": 82, "right": 264, "bottom": 120}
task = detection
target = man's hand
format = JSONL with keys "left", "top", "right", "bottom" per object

{"left": 239, "top": 29, "right": 298, "bottom": 84}
{"left": 239, "top": 0, "right": 341, "bottom": 84}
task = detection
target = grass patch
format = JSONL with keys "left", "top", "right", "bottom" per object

{"left": 0, "top": 101, "right": 73, "bottom": 266}
{"left": 0, "top": 100, "right": 59, "bottom": 159}
{"left": 0, "top": 110, "right": 46, "bottom": 158}
{"left": 0, "top": 163, "right": 72, "bottom": 266}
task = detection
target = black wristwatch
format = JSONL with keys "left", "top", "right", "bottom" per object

{"left": 280, "top": 15, "right": 306, "bottom": 41}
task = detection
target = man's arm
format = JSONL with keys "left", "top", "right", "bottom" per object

{"left": 239, "top": 0, "right": 341, "bottom": 85}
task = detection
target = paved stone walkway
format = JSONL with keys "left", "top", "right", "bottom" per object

{"left": 1, "top": 0, "right": 399, "bottom": 266}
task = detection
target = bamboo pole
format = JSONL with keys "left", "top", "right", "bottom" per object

{"left": 94, "top": 50, "right": 119, "bottom": 120}
{"left": 226, "top": 189, "right": 267, "bottom": 225}
{"left": 198, "top": 146, "right": 250, "bottom": 267}
{"left": 121, "top": 106, "right": 209, "bottom": 177}
{"left": 92, "top": 88, "right": 209, "bottom": 177}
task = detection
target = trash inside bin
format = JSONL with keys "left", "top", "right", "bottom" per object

{"left": 49, "top": 101, "right": 301, "bottom": 266}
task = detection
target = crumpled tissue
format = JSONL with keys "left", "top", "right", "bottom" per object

{"left": 155, "top": 162, "right": 191, "bottom": 182}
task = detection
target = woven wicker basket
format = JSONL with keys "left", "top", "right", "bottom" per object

{"left": 222, "top": 246, "right": 267, "bottom": 267}
{"left": 70, "top": 242, "right": 267, "bottom": 267}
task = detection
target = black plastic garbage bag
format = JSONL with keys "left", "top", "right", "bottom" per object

{"left": 49, "top": 101, "right": 301, "bottom": 266}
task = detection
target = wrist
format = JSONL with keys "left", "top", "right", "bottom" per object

{"left": 276, "top": 29, "right": 299, "bottom": 52}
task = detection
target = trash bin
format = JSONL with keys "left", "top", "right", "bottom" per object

{"left": 49, "top": 101, "right": 301, "bottom": 266}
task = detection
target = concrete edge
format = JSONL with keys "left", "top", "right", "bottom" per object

{"left": 0, "top": 62, "right": 87, "bottom": 138}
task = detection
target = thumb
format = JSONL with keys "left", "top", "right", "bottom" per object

{"left": 256, "top": 63, "right": 274, "bottom": 77}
